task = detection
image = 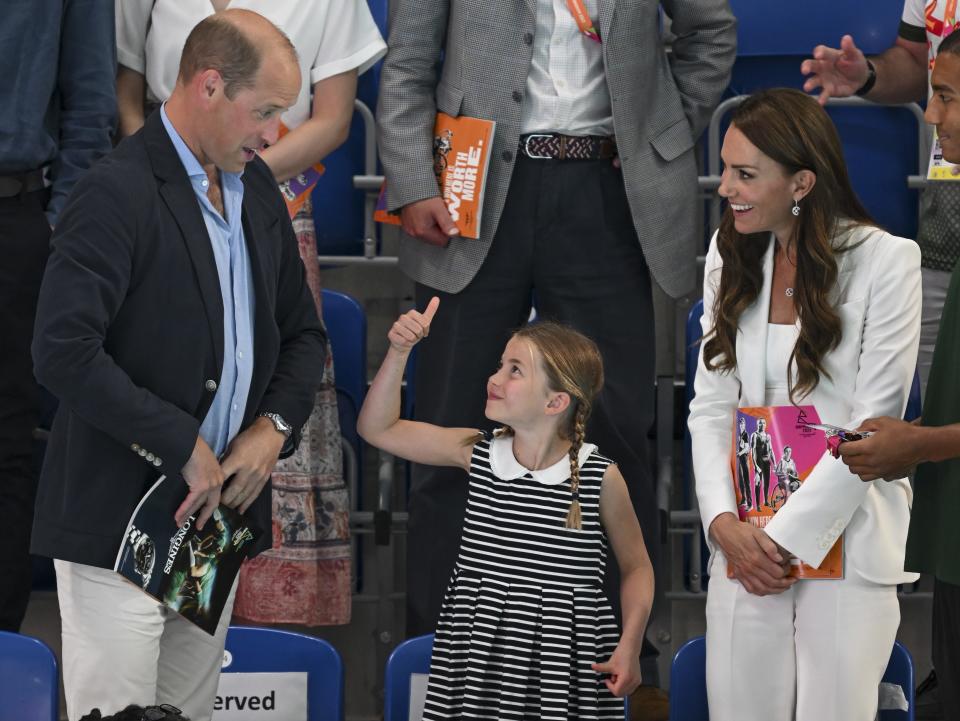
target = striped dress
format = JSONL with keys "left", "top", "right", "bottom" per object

{"left": 422, "top": 436, "right": 623, "bottom": 720}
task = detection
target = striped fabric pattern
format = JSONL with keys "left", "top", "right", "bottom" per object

{"left": 422, "top": 439, "right": 623, "bottom": 720}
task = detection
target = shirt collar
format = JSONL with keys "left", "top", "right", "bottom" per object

{"left": 159, "top": 104, "right": 244, "bottom": 185}
{"left": 488, "top": 434, "right": 597, "bottom": 485}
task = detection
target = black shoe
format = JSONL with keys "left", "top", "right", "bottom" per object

{"left": 916, "top": 669, "right": 943, "bottom": 720}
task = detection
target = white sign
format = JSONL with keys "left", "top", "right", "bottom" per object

{"left": 212, "top": 672, "right": 308, "bottom": 721}
{"left": 408, "top": 673, "right": 429, "bottom": 721}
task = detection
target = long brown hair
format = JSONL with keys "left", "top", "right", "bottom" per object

{"left": 491, "top": 322, "right": 604, "bottom": 530}
{"left": 702, "top": 88, "right": 874, "bottom": 402}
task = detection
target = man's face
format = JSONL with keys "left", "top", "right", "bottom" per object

{"left": 927, "top": 53, "right": 960, "bottom": 164}
{"left": 200, "top": 52, "right": 300, "bottom": 173}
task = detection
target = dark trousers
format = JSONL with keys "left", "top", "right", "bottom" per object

{"left": 754, "top": 463, "right": 770, "bottom": 508}
{"left": 934, "top": 577, "right": 960, "bottom": 720}
{"left": 0, "top": 189, "right": 50, "bottom": 631}
{"left": 407, "top": 156, "right": 658, "bottom": 649}
{"left": 737, "top": 455, "right": 751, "bottom": 508}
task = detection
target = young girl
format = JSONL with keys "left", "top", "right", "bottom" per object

{"left": 358, "top": 297, "right": 654, "bottom": 719}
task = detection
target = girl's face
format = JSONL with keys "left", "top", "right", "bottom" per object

{"left": 718, "top": 124, "right": 801, "bottom": 243}
{"left": 485, "top": 337, "right": 553, "bottom": 426}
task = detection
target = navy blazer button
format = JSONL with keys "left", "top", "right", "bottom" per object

{"left": 205, "top": 379, "right": 218, "bottom": 392}
{"left": 146, "top": 453, "right": 155, "bottom": 462}
{"left": 153, "top": 458, "right": 162, "bottom": 467}
{"left": 131, "top": 443, "right": 140, "bottom": 452}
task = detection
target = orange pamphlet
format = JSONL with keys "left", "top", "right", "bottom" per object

{"left": 375, "top": 112, "right": 496, "bottom": 240}
{"left": 729, "top": 406, "right": 843, "bottom": 579}
{"left": 276, "top": 123, "right": 325, "bottom": 220}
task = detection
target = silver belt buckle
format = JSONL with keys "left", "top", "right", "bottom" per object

{"left": 523, "top": 133, "right": 555, "bottom": 160}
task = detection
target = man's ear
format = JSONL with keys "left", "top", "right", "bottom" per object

{"left": 195, "top": 69, "right": 224, "bottom": 101}
{"left": 545, "top": 392, "right": 571, "bottom": 416}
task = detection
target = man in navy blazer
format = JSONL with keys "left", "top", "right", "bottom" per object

{"left": 30, "top": 11, "right": 325, "bottom": 721}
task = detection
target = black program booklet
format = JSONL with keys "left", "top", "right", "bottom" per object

{"left": 113, "top": 474, "right": 260, "bottom": 635}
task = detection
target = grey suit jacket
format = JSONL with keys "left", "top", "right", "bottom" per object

{"left": 377, "top": 0, "right": 736, "bottom": 297}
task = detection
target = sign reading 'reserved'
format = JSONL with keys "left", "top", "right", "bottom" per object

{"left": 212, "top": 672, "right": 308, "bottom": 720}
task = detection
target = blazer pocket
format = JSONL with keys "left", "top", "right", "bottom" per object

{"left": 649, "top": 117, "right": 696, "bottom": 162}
{"left": 436, "top": 83, "right": 464, "bottom": 117}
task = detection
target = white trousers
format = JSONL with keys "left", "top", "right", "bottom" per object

{"left": 705, "top": 552, "right": 899, "bottom": 721}
{"left": 55, "top": 560, "right": 237, "bottom": 721}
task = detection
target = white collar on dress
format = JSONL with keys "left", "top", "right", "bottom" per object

{"left": 488, "top": 434, "right": 598, "bottom": 486}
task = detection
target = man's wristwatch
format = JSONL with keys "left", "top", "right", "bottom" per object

{"left": 855, "top": 59, "right": 877, "bottom": 97}
{"left": 258, "top": 412, "right": 293, "bottom": 438}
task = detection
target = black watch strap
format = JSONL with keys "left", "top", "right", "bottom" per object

{"left": 855, "top": 59, "right": 877, "bottom": 97}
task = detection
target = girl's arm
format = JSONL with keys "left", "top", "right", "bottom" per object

{"left": 591, "top": 464, "right": 654, "bottom": 697}
{"left": 116, "top": 65, "right": 146, "bottom": 139}
{"left": 357, "top": 297, "right": 474, "bottom": 471}
{"left": 260, "top": 70, "right": 358, "bottom": 183}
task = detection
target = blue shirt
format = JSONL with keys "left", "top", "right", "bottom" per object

{"left": 0, "top": 0, "right": 116, "bottom": 225}
{"left": 160, "top": 106, "right": 256, "bottom": 457}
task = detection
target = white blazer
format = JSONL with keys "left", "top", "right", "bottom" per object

{"left": 689, "top": 225, "right": 921, "bottom": 585}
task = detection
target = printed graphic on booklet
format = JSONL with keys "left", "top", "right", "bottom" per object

{"left": 114, "top": 474, "right": 260, "bottom": 634}
{"left": 731, "top": 405, "right": 842, "bottom": 579}
{"left": 375, "top": 112, "right": 496, "bottom": 240}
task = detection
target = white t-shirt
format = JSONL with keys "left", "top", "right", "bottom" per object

{"left": 116, "top": 0, "right": 387, "bottom": 129}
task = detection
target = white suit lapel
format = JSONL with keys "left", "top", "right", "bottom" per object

{"left": 736, "top": 235, "right": 776, "bottom": 407}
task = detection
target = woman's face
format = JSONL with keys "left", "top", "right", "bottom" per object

{"left": 718, "top": 124, "right": 799, "bottom": 243}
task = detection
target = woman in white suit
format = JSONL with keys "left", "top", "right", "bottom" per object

{"left": 688, "top": 88, "right": 921, "bottom": 721}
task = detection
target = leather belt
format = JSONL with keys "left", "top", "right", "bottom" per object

{"left": 0, "top": 169, "right": 46, "bottom": 198}
{"left": 518, "top": 133, "right": 617, "bottom": 160}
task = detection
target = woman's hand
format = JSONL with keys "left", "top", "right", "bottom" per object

{"left": 388, "top": 296, "right": 439, "bottom": 353}
{"left": 592, "top": 643, "right": 642, "bottom": 697}
{"left": 709, "top": 513, "right": 797, "bottom": 596}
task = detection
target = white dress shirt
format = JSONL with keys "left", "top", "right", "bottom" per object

{"left": 520, "top": 0, "right": 614, "bottom": 136}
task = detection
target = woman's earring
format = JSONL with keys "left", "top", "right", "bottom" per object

{"left": 792, "top": 199, "right": 800, "bottom": 217}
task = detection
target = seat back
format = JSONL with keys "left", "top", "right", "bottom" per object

{"left": 221, "top": 626, "right": 344, "bottom": 721}
{"left": 0, "top": 631, "right": 58, "bottom": 721}
{"left": 880, "top": 641, "right": 915, "bottom": 721}
{"left": 668, "top": 636, "right": 708, "bottom": 721}
{"left": 321, "top": 289, "right": 367, "bottom": 495}
{"left": 668, "top": 636, "right": 915, "bottom": 720}
{"left": 384, "top": 634, "right": 434, "bottom": 721}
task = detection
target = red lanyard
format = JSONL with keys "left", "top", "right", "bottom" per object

{"left": 565, "top": 0, "right": 601, "bottom": 43}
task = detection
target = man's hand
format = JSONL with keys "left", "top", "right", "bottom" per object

{"left": 801, "top": 35, "right": 871, "bottom": 104}
{"left": 178, "top": 436, "right": 224, "bottom": 530}
{"left": 839, "top": 416, "right": 921, "bottom": 481}
{"left": 400, "top": 197, "right": 459, "bottom": 247}
{"left": 592, "top": 643, "right": 642, "bottom": 697}
{"left": 219, "top": 417, "right": 287, "bottom": 514}
{"left": 709, "top": 513, "right": 796, "bottom": 596}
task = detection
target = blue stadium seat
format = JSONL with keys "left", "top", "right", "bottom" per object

{"left": 223, "top": 626, "right": 344, "bottom": 721}
{"left": 0, "top": 631, "right": 58, "bottom": 721}
{"left": 321, "top": 289, "right": 367, "bottom": 499}
{"left": 312, "top": 0, "right": 388, "bottom": 257}
{"left": 668, "top": 636, "right": 914, "bottom": 720}
{"left": 384, "top": 633, "right": 434, "bottom": 721}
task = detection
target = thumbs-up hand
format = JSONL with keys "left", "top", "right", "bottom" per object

{"left": 388, "top": 296, "right": 440, "bottom": 353}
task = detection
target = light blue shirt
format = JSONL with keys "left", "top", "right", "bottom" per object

{"left": 161, "top": 106, "right": 256, "bottom": 457}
